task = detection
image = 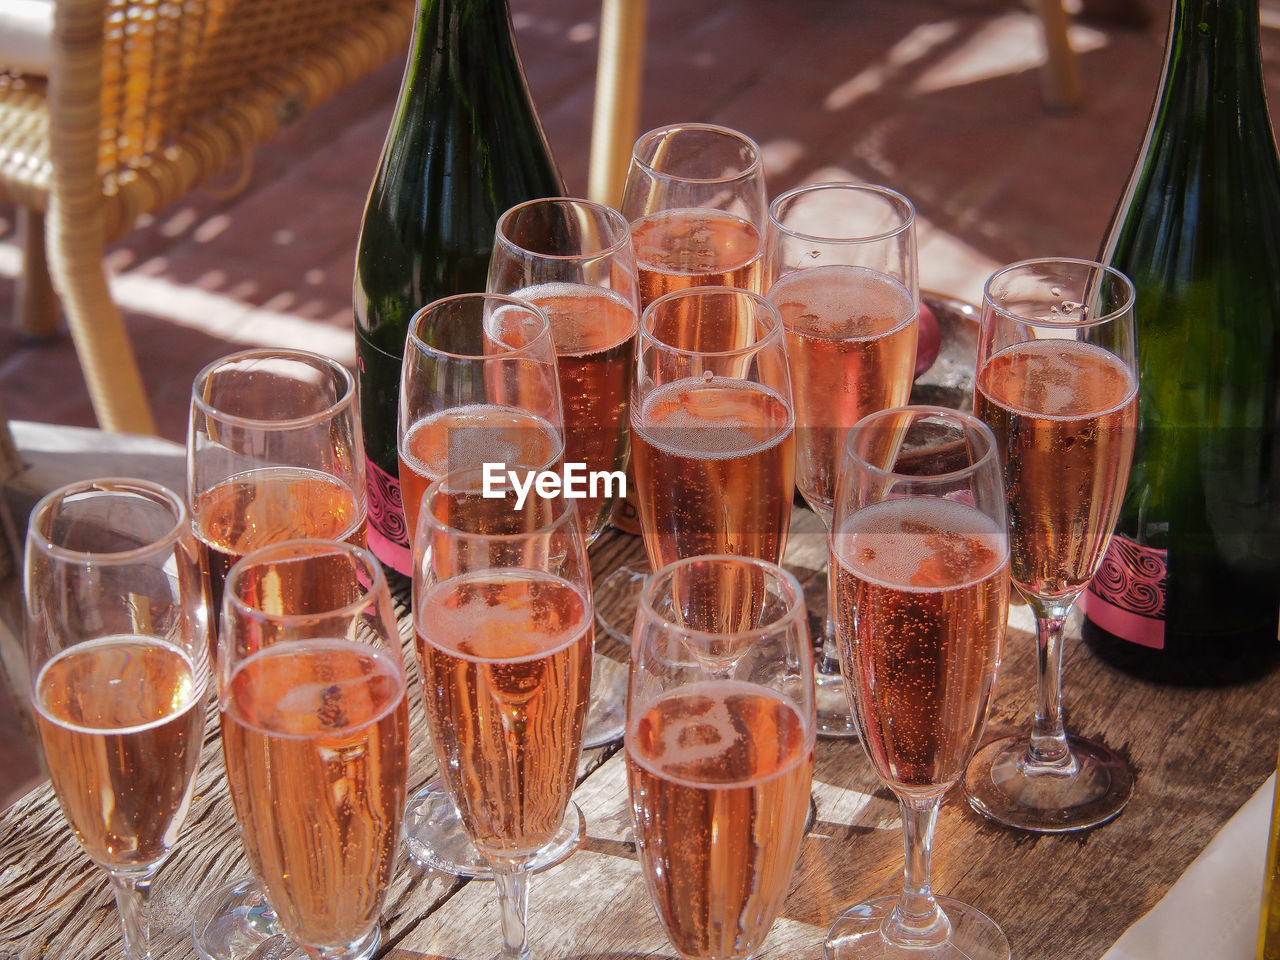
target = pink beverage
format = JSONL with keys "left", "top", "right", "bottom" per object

{"left": 632, "top": 209, "right": 764, "bottom": 314}
{"left": 221, "top": 640, "right": 409, "bottom": 950}
{"left": 974, "top": 339, "right": 1137, "bottom": 599}
{"left": 832, "top": 497, "right": 1009, "bottom": 792}
{"left": 415, "top": 571, "right": 592, "bottom": 858}
{"left": 626, "top": 680, "right": 813, "bottom": 960}
{"left": 34, "top": 636, "right": 204, "bottom": 870}
{"left": 398, "top": 404, "right": 564, "bottom": 544}
{"left": 192, "top": 467, "right": 368, "bottom": 634}
{"left": 769, "top": 264, "right": 917, "bottom": 522}
{"left": 630, "top": 377, "right": 795, "bottom": 569}
{"left": 512, "top": 282, "right": 637, "bottom": 539}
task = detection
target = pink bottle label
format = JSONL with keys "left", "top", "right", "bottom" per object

{"left": 1081, "top": 534, "right": 1168, "bottom": 650}
{"left": 366, "top": 458, "right": 412, "bottom": 576}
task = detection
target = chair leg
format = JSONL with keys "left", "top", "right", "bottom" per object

{"left": 45, "top": 204, "right": 157, "bottom": 435}
{"left": 1036, "top": 0, "right": 1083, "bottom": 110}
{"left": 588, "top": 0, "right": 648, "bottom": 208}
{"left": 13, "top": 208, "right": 61, "bottom": 342}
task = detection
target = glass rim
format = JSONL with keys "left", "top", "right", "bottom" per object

{"left": 842, "top": 404, "right": 1001, "bottom": 485}
{"left": 982, "top": 256, "right": 1136, "bottom": 330}
{"left": 190, "top": 347, "right": 357, "bottom": 430}
{"left": 494, "top": 196, "right": 633, "bottom": 262}
{"left": 637, "top": 553, "right": 808, "bottom": 645}
{"left": 639, "top": 285, "right": 786, "bottom": 359}
{"left": 27, "top": 476, "right": 189, "bottom": 563}
{"left": 222, "top": 537, "right": 388, "bottom": 625}
{"left": 419, "top": 465, "right": 584, "bottom": 544}
{"left": 406, "top": 292, "right": 555, "bottom": 363}
{"left": 630, "top": 122, "right": 763, "bottom": 184}
{"left": 768, "top": 180, "right": 916, "bottom": 246}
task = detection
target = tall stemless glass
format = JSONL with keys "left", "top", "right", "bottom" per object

{"left": 964, "top": 258, "right": 1138, "bottom": 833}
{"left": 396, "top": 292, "right": 583, "bottom": 877}
{"left": 766, "top": 180, "right": 919, "bottom": 739}
{"left": 188, "top": 348, "right": 367, "bottom": 960}
{"left": 414, "top": 467, "right": 593, "bottom": 960}
{"left": 827, "top": 406, "right": 1011, "bottom": 960}
{"left": 25, "top": 478, "right": 209, "bottom": 960}
{"left": 218, "top": 540, "right": 409, "bottom": 960}
{"left": 628, "top": 555, "right": 815, "bottom": 960}
{"left": 631, "top": 286, "right": 796, "bottom": 570}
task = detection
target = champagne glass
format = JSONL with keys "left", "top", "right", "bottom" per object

{"left": 24, "top": 478, "right": 209, "bottom": 960}
{"left": 218, "top": 540, "right": 409, "bottom": 960}
{"left": 631, "top": 285, "right": 796, "bottom": 569}
{"left": 963, "top": 257, "right": 1138, "bottom": 832}
{"left": 627, "top": 554, "right": 815, "bottom": 960}
{"left": 827, "top": 406, "right": 1011, "bottom": 960}
{"left": 188, "top": 348, "right": 367, "bottom": 960}
{"left": 766, "top": 180, "right": 919, "bottom": 739}
{"left": 413, "top": 467, "right": 593, "bottom": 960}
{"left": 598, "top": 122, "right": 770, "bottom": 633}
{"left": 396, "top": 292, "right": 584, "bottom": 878}
{"left": 488, "top": 197, "right": 639, "bottom": 748}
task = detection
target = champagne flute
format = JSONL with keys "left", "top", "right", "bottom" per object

{"left": 413, "top": 467, "right": 593, "bottom": 960}
{"left": 596, "top": 122, "right": 770, "bottom": 633}
{"left": 827, "top": 406, "right": 1011, "bottom": 960}
{"left": 963, "top": 257, "right": 1138, "bottom": 832}
{"left": 488, "top": 198, "right": 638, "bottom": 750}
{"left": 627, "top": 554, "right": 815, "bottom": 960}
{"left": 188, "top": 348, "right": 368, "bottom": 960}
{"left": 631, "top": 285, "right": 796, "bottom": 569}
{"left": 218, "top": 540, "right": 409, "bottom": 960}
{"left": 24, "top": 478, "right": 209, "bottom": 960}
{"left": 396, "top": 292, "right": 584, "bottom": 878}
{"left": 766, "top": 180, "right": 919, "bottom": 739}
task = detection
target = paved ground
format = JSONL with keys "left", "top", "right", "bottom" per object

{"left": 1, "top": 0, "right": 1276, "bottom": 805}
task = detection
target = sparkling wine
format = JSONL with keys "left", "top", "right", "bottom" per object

{"left": 34, "top": 636, "right": 204, "bottom": 870}
{"left": 974, "top": 339, "right": 1137, "bottom": 600}
{"left": 498, "top": 282, "right": 635, "bottom": 538}
{"left": 193, "top": 466, "right": 367, "bottom": 625}
{"left": 633, "top": 209, "right": 764, "bottom": 312}
{"left": 626, "top": 680, "right": 813, "bottom": 960}
{"left": 220, "top": 640, "right": 409, "bottom": 949}
{"left": 398, "top": 404, "right": 564, "bottom": 542}
{"left": 832, "top": 497, "right": 1008, "bottom": 792}
{"left": 415, "top": 570, "right": 592, "bottom": 858}
{"left": 769, "top": 264, "right": 917, "bottom": 521}
{"left": 631, "top": 377, "right": 794, "bottom": 568}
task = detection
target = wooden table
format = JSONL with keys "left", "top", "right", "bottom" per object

{"left": 3, "top": 509, "right": 1278, "bottom": 960}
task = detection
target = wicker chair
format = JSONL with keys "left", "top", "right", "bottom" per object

{"left": 0, "top": 0, "right": 415, "bottom": 434}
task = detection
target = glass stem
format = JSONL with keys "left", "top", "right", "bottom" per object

{"left": 819, "top": 557, "right": 841, "bottom": 676}
{"left": 1027, "top": 602, "right": 1074, "bottom": 768}
{"left": 109, "top": 867, "right": 156, "bottom": 960}
{"left": 492, "top": 859, "right": 532, "bottom": 960}
{"left": 884, "top": 795, "right": 950, "bottom": 948}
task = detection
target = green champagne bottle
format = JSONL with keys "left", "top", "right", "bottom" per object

{"left": 354, "top": 0, "right": 564, "bottom": 581}
{"left": 1081, "top": 0, "right": 1280, "bottom": 683}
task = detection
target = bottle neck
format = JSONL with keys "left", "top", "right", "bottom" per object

{"left": 1161, "top": 0, "right": 1269, "bottom": 118}
{"left": 412, "top": 0, "right": 516, "bottom": 64}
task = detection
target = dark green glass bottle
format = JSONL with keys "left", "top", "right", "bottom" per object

{"left": 1081, "top": 0, "right": 1280, "bottom": 683}
{"left": 354, "top": 0, "right": 564, "bottom": 582}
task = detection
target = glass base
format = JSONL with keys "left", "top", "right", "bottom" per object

{"left": 404, "top": 781, "right": 585, "bottom": 878}
{"left": 593, "top": 564, "right": 647, "bottom": 648}
{"left": 582, "top": 647, "right": 628, "bottom": 749}
{"left": 815, "top": 665, "right": 858, "bottom": 739}
{"left": 963, "top": 733, "right": 1134, "bottom": 833}
{"left": 824, "top": 896, "right": 1010, "bottom": 960}
{"left": 191, "top": 876, "right": 302, "bottom": 960}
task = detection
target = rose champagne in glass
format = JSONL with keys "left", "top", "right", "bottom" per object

{"left": 628, "top": 554, "right": 815, "bottom": 960}
{"left": 219, "top": 540, "right": 409, "bottom": 960}
{"left": 964, "top": 258, "right": 1138, "bottom": 833}
{"left": 25, "top": 478, "right": 209, "bottom": 960}
{"left": 826, "top": 406, "right": 1011, "bottom": 960}
{"left": 766, "top": 180, "right": 919, "bottom": 739}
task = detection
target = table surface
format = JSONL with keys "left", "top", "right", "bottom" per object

{"left": 3, "top": 509, "right": 1278, "bottom": 960}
